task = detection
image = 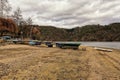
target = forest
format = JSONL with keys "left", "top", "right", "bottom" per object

{"left": 17, "top": 23, "right": 120, "bottom": 41}
{"left": 0, "top": 17, "right": 120, "bottom": 41}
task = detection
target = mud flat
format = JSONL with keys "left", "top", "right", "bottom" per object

{"left": 0, "top": 44, "right": 120, "bottom": 80}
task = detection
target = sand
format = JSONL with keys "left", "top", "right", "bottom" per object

{"left": 0, "top": 44, "right": 120, "bottom": 80}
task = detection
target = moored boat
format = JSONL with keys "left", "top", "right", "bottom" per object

{"left": 55, "top": 42, "right": 81, "bottom": 49}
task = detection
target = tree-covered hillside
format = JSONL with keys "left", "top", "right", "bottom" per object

{"left": 20, "top": 23, "right": 120, "bottom": 41}
{"left": 1, "top": 20, "right": 120, "bottom": 41}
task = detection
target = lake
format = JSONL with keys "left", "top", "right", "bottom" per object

{"left": 81, "top": 42, "right": 120, "bottom": 49}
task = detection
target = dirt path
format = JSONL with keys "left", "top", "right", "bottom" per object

{"left": 0, "top": 45, "right": 120, "bottom": 80}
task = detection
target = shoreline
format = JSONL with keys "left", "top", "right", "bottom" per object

{"left": 0, "top": 43, "right": 120, "bottom": 50}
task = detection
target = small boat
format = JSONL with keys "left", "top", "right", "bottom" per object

{"left": 12, "top": 39, "right": 23, "bottom": 44}
{"left": 29, "top": 40, "right": 41, "bottom": 45}
{"left": 55, "top": 42, "right": 81, "bottom": 50}
{"left": 0, "top": 36, "right": 12, "bottom": 41}
{"left": 44, "top": 41, "right": 53, "bottom": 47}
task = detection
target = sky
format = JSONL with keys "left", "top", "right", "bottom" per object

{"left": 9, "top": 0, "right": 120, "bottom": 28}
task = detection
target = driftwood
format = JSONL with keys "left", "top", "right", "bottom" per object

{"left": 94, "top": 47, "right": 113, "bottom": 52}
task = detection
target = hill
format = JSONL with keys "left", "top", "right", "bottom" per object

{"left": 0, "top": 18, "right": 120, "bottom": 41}
{"left": 23, "top": 23, "right": 120, "bottom": 41}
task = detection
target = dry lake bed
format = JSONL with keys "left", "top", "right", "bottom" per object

{"left": 0, "top": 44, "right": 120, "bottom": 80}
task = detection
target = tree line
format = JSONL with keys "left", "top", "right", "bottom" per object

{"left": 19, "top": 23, "right": 120, "bottom": 41}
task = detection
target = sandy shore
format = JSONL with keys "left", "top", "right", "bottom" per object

{"left": 0, "top": 44, "right": 120, "bottom": 80}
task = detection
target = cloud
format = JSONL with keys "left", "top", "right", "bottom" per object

{"left": 8, "top": 0, "right": 120, "bottom": 28}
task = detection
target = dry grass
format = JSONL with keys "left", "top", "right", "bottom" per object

{"left": 0, "top": 44, "right": 120, "bottom": 80}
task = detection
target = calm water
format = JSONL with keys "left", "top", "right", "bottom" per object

{"left": 81, "top": 42, "right": 120, "bottom": 49}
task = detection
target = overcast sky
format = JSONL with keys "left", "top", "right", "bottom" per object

{"left": 9, "top": 0, "right": 120, "bottom": 28}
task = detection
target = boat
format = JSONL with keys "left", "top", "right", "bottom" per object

{"left": 29, "top": 40, "right": 41, "bottom": 45}
{"left": 44, "top": 41, "right": 53, "bottom": 47}
{"left": 55, "top": 42, "right": 81, "bottom": 49}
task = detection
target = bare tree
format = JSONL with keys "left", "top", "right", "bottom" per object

{"left": 12, "top": 7, "right": 23, "bottom": 26}
{"left": 12, "top": 7, "right": 24, "bottom": 40}
{"left": 0, "top": 0, "right": 11, "bottom": 18}
{"left": 26, "top": 17, "right": 33, "bottom": 25}
{"left": 26, "top": 17, "right": 33, "bottom": 39}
